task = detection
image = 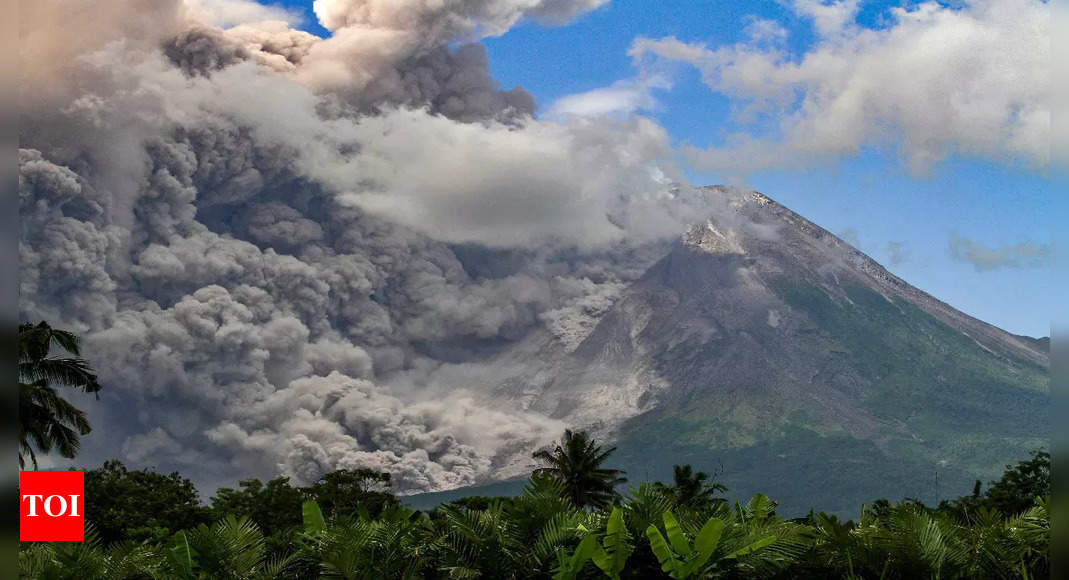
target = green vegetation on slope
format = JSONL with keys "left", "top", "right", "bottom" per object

{"left": 778, "top": 282, "right": 1048, "bottom": 397}
{"left": 609, "top": 282, "right": 1049, "bottom": 516}
{"left": 775, "top": 282, "right": 1048, "bottom": 468}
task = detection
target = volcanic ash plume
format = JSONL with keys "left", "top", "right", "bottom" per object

{"left": 18, "top": 0, "right": 711, "bottom": 492}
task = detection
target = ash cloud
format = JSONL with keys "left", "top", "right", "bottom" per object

{"left": 885, "top": 241, "right": 910, "bottom": 267}
{"left": 18, "top": 0, "right": 705, "bottom": 492}
{"left": 164, "top": 25, "right": 251, "bottom": 77}
{"left": 949, "top": 232, "right": 1049, "bottom": 271}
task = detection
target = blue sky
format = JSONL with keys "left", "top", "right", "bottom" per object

{"left": 280, "top": 0, "right": 1053, "bottom": 338}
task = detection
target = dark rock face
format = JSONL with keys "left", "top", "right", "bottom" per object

{"left": 485, "top": 187, "right": 1049, "bottom": 515}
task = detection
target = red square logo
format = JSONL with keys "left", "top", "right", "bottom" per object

{"left": 20, "top": 471, "right": 84, "bottom": 541}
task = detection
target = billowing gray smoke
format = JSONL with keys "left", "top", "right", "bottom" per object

{"left": 18, "top": 0, "right": 713, "bottom": 492}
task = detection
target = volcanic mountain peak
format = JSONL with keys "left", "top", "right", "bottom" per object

{"left": 688, "top": 186, "right": 1047, "bottom": 368}
{"left": 477, "top": 186, "right": 1049, "bottom": 514}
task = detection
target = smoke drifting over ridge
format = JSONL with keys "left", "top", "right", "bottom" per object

{"left": 19, "top": 0, "right": 713, "bottom": 491}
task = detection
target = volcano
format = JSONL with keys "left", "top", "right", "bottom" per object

{"left": 450, "top": 187, "right": 1050, "bottom": 514}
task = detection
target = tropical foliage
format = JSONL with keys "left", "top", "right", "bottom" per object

{"left": 532, "top": 429, "right": 628, "bottom": 509}
{"left": 18, "top": 321, "right": 102, "bottom": 468}
{"left": 85, "top": 460, "right": 213, "bottom": 546}
{"left": 20, "top": 441, "right": 1050, "bottom": 579}
{"left": 653, "top": 465, "right": 728, "bottom": 511}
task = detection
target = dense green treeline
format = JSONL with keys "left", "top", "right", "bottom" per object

{"left": 20, "top": 443, "right": 1050, "bottom": 579}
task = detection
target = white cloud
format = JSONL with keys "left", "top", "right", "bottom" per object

{"left": 183, "top": 0, "right": 306, "bottom": 28}
{"left": 311, "top": 0, "right": 607, "bottom": 38}
{"left": 631, "top": 0, "right": 1049, "bottom": 177}
{"left": 546, "top": 75, "right": 671, "bottom": 118}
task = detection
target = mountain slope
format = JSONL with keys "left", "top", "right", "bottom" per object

{"left": 475, "top": 187, "right": 1049, "bottom": 515}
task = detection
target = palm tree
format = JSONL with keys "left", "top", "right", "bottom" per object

{"left": 301, "top": 501, "right": 430, "bottom": 580}
{"left": 654, "top": 465, "right": 728, "bottom": 510}
{"left": 532, "top": 429, "right": 627, "bottom": 509}
{"left": 18, "top": 321, "right": 102, "bottom": 468}
{"left": 168, "top": 515, "right": 294, "bottom": 579}
{"left": 18, "top": 525, "right": 167, "bottom": 579}
{"left": 431, "top": 503, "right": 526, "bottom": 579}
